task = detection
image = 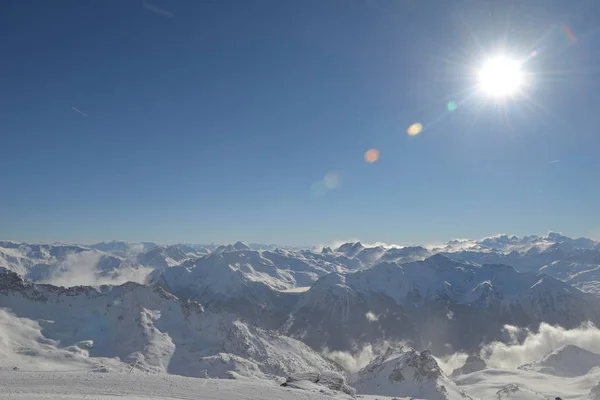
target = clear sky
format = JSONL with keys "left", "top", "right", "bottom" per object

{"left": 2, "top": 0, "right": 600, "bottom": 245}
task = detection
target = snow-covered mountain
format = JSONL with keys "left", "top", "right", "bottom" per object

{"left": 438, "top": 233, "right": 600, "bottom": 295}
{"left": 518, "top": 345, "right": 600, "bottom": 377}
{"left": 451, "top": 355, "right": 487, "bottom": 377}
{"left": 146, "top": 246, "right": 351, "bottom": 329}
{"left": 0, "top": 242, "right": 92, "bottom": 276}
{"left": 335, "top": 241, "right": 432, "bottom": 267}
{"left": 4, "top": 234, "right": 600, "bottom": 362}
{"left": 0, "top": 242, "right": 200, "bottom": 287}
{"left": 135, "top": 245, "right": 190, "bottom": 268}
{"left": 0, "top": 242, "right": 150, "bottom": 286}
{"left": 0, "top": 267, "right": 340, "bottom": 380}
{"left": 352, "top": 346, "right": 471, "bottom": 399}
{"left": 87, "top": 241, "right": 157, "bottom": 256}
{"left": 5, "top": 234, "right": 600, "bottom": 399}
{"left": 284, "top": 255, "right": 600, "bottom": 353}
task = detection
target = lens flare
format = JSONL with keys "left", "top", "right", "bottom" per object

{"left": 407, "top": 122, "right": 423, "bottom": 136}
{"left": 561, "top": 25, "right": 577, "bottom": 44}
{"left": 447, "top": 101, "right": 457, "bottom": 111}
{"left": 364, "top": 149, "right": 380, "bottom": 163}
{"left": 323, "top": 172, "right": 340, "bottom": 189}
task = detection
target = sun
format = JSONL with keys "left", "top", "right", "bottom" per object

{"left": 477, "top": 55, "right": 524, "bottom": 98}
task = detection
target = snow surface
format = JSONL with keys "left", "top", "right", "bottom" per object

{"left": 0, "top": 371, "right": 369, "bottom": 400}
{"left": 455, "top": 366, "right": 600, "bottom": 400}
{"left": 518, "top": 345, "right": 600, "bottom": 377}
{"left": 3, "top": 368, "right": 599, "bottom": 400}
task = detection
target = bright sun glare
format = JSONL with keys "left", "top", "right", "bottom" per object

{"left": 478, "top": 55, "right": 524, "bottom": 98}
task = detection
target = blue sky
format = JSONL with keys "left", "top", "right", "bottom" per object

{"left": 2, "top": 0, "right": 600, "bottom": 245}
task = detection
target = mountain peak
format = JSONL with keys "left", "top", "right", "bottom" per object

{"left": 423, "top": 254, "right": 460, "bottom": 270}
{"left": 451, "top": 354, "right": 487, "bottom": 377}
{"left": 353, "top": 346, "right": 471, "bottom": 400}
{"left": 233, "top": 241, "right": 250, "bottom": 251}
{"left": 547, "top": 232, "right": 571, "bottom": 241}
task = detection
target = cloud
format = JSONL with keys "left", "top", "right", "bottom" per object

{"left": 142, "top": 2, "right": 173, "bottom": 17}
{"left": 125, "top": 243, "right": 146, "bottom": 255}
{"left": 322, "top": 340, "right": 410, "bottom": 374}
{"left": 323, "top": 345, "right": 376, "bottom": 373}
{"left": 502, "top": 324, "right": 526, "bottom": 343}
{"left": 434, "top": 352, "right": 468, "bottom": 376}
{"left": 481, "top": 322, "right": 600, "bottom": 369}
{"left": 550, "top": 159, "right": 560, "bottom": 163}
{"left": 37, "top": 251, "right": 152, "bottom": 287}
{"left": 365, "top": 311, "right": 379, "bottom": 322}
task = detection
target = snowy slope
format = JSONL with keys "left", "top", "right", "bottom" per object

{"left": 455, "top": 367, "right": 600, "bottom": 400}
{"left": 352, "top": 346, "right": 472, "bottom": 400}
{"left": 0, "top": 268, "right": 339, "bottom": 380}
{"left": 0, "top": 371, "right": 365, "bottom": 400}
{"left": 0, "top": 308, "right": 129, "bottom": 373}
{"left": 519, "top": 345, "right": 600, "bottom": 377}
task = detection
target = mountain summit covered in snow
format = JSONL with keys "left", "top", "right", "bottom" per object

{"left": 353, "top": 346, "right": 472, "bottom": 400}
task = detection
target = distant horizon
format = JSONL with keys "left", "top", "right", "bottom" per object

{"left": 2, "top": 229, "right": 597, "bottom": 248}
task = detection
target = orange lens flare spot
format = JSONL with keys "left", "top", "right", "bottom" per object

{"left": 364, "top": 149, "right": 380, "bottom": 163}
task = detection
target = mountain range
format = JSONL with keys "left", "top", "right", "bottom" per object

{"left": 3, "top": 233, "right": 600, "bottom": 354}
{"left": 0, "top": 267, "right": 339, "bottom": 380}
{"left": 3, "top": 233, "right": 600, "bottom": 398}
